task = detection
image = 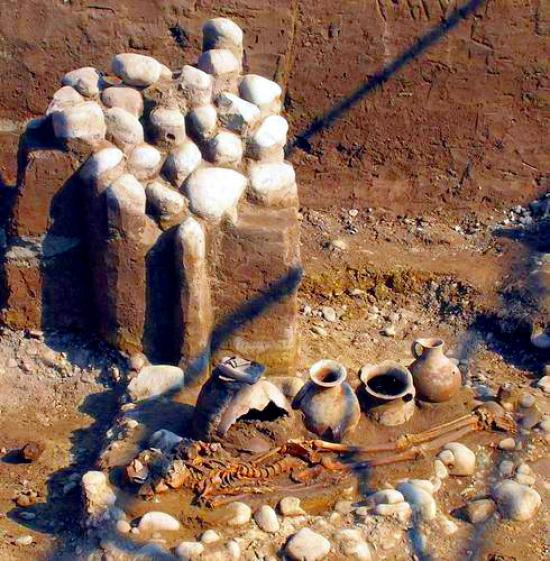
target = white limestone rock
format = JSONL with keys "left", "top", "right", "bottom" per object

{"left": 397, "top": 481, "right": 437, "bottom": 520}
{"left": 225, "top": 501, "right": 252, "bottom": 526}
{"left": 248, "top": 161, "right": 297, "bottom": 206}
{"left": 150, "top": 106, "right": 187, "bottom": 147}
{"left": 248, "top": 115, "right": 288, "bottom": 161}
{"left": 101, "top": 86, "right": 144, "bottom": 117}
{"left": 159, "top": 63, "right": 173, "bottom": 80}
{"left": 334, "top": 529, "right": 371, "bottom": 561}
{"left": 207, "top": 130, "right": 243, "bottom": 165}
{"left": 148, "top": 429, "right": 183, "bottom": 452}
{"left": 254, "top": 505, "right": 279, "bottom": 533}
{"left": 178, "top": 65, "right": 213, "bottom": 106}
{"left": 201, "top": 529, "right": 221, "bottom": 544}
{"left": 127, "top": 144, "right": 163, "bottom": 180}
{"left": 278, "top": 496, "right": 306, "bottom": 517}
{"left": 492, "top": 480, "right": 541, "bottom": 521}
{"left": 52, "top": 101, "right": 106, "bottom": 143}
{"left": 203, "top": 18, "right": 244, "bottom": 59}
{"left": 239, "top": 74, "right": 282, "bottom": 115}
{"left": 185, "top": 167, "right": 247, "bottom": 221}
{"left": 127, "top": 365, "right": 184, "bottom": 401}
{"left": 438, "top": 442, "right": 476, "bottom": 476}
{"left": 112, "top": 53, "right": 162, "bottom": 87}
{"left": 163, "top": 141, "right": 202, "bottom": 187}
{"left": 81, "top": 471, "right": 117, "bottom": 524}
{"left": 216, "top": 92, "right": 260, "bottom": 134}
{"left": 177, "top": 217, "right": 206, "bottom": 261}
{"left": 105, "top": 107, "right": 144, "bottom": 151}
{"left": 138, "top": 511, "right": 180, "bottom": 532}
{"left": 198, "top": 48, "right": 240, "bottom": 76}
{"left": 62, "top": 67, "right": 101, "bottom": 97}
{"left": 285, "top": 528, "right": 331, "bottom": 561}
{"left": 187, "top": 104, "right": 218, "bottom": 140}
{"left": 80, "top": 145, "right": 125, "bottom": 184}
{"left": 146, "top": 180, "right": 187, "bottom": 219}
{"left": 46, "top": 86, "right": 84, "bottom": 116}
{"left": 226, "top": 540, "right": 241, "bottom": 560}
{"left": 175, "top": 541, "right": 204, "bottom": 561}
{"left": 106, "top": 173, "right": 146, "bottom": 219}
{"left": 366, "top": 489, "right": 405, "bottom": 506}
{"left": 373, "top": 502, "right": 412, "bottom": 521}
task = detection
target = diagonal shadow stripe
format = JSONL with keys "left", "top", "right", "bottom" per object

{"left": 286, "top": 0, "right": 487, "bottom": 158}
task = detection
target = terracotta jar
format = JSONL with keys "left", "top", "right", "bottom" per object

{"left": 409, "top": 337, "right": 461, "bottom": 402}
{"left": 359, "top": 361, "right": 415, "bottom": 426}
{"left": 293, "top": 360, "right": 360, "bottom": 441}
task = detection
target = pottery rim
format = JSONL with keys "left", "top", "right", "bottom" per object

{"left": 359, "top": 361, "right": 414, "bottom": 401}
{"left": 309, "top": 359, "right": 347, "bottom": 388}
{"left": 414, "top": 337, "right": 444, "bottom": 349}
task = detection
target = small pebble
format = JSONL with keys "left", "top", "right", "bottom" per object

{"left": 499, "top": 460, "right": 515, "bottom": 477}
{"left": 175, "top": 541, "right": 204, "bottom": 561}
{"left": 116, "top": 520, "right": 131, "bottom": 534}
{"left": 498, "top": 438, "right": 516, "bottom": 451}
{"left": 381, "top": 325, "right": 396, "bottom": 337}
{"left": 519, "top": 394, "right": 535, "bottom": 408}
{"left": 321, "top": 306, "right": 337, "bottom": 322}
{"left": 225, "top": 501, "right": 251, "bottom": 526}
{"left": 536, "top": 375, "right": 550, "bottom": 393}
{"left": 201, "top": 529, "right": 220, "bottom": 544}
{"left": 465, "top": 498, "right": 495, "bottom": 524}
{"left": 330, "top": 239, "right": 348, "bottom": 251}
{"left": 20, "top": 442, "right": 45, "bottom": 462}
{"left": 285, "top": 528, "right": 331, "bottom": 561}
{"left": 15, "top": 535, "right": 34, "bottom": 546}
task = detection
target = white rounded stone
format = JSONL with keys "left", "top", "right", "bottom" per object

{"left": 373, "top": 502, "right": 412, "bottom": 521}
{"left": 146, "top": 180, "right": 186, "bottom": 219}
{"left": 107, "top": 173, "right": 146, "bottom": 216}
{"left": 101, "top": 86, "right": 144, "bottom": 117}
{"left": 178, "top": 65, "right": 213, "bottom": 106}
{"left": 105, "top": 107, "right": 144, "bottom": 150}
{"left": 248, "top": 161, "right": 297, "bottom": 206}
{"left": 278, "top": 496, "right": 305, "bottom": 517}
{"left": 81, "top": 470, "right": 117, "bottom": 520}
{"left": 163, "top": 141, "right": 202, "bottom": 187}
{"left": 498, "top": 438, "right": 516, "bottom": 451}
{"left": 201, "top": 529, "right": 220, "bottom": 544}
{"left": 52, "top": 101, "right": 106, "bottom": 143}
{"left": 127, "top": 365, "right": 184, "bottom": 401}
{"left": 334, "top": 529, "right": 371, "bottom": 561}
{"left": 203, "top": 18, "right": 243, "bottom": 52}
{"left": 127, "top": 144, "right": 163, "bottom": 180}
{"left": 80, "top": 146, "right": 124, "bottom": 183}
{"left": 439, "top": 442, "right": 476, "bottom": 476}
{"left": 207, "top": 130, "right": 243, "bottom": 165}
{"left": 62, "top": 67, "right": 101, "bottom": 97}
{"left": 159, "top": 63, "right": 172, "bottom": 80}
{"left": 138, "top": 511, "right": 180, "bottom": 532}
{"left": 499, "top": 460, "right": 515, "bottom": 478}
{"left": 492, "top": 480, "right": 541, "bottom": 521}
{"left": 150, "top": 107, "right": 187, "bottom": 146}
{"left": 226, "top": 540, "right": 241, "bottom": 560}
{"left": 406, "top": 479, "right": 435, "bottom": 495}
{"left": 216, "top": 92, "right": 260, "bottom": 133}
{"left": 285, "top": 528, "right": 331, "bottom": 561}
{"left": 198, "top": 49, "right": 240, "bottom": 76}
{"left": 185, "top": 167, "right": 247, "bottom": 221}
{"left": 188, "top": 104, "right": 218, "bottom": 140}
{"left": 112, "top": 53, "right": 161, "bottom": 87}
{"left": 366, "top": 489, "right": 405, "bottom": 506}
{"left": 225, "top": 501, "right": 252, "bottom": 526}
{"left": 434, "top": 459, "right": 449, "bottom": 479}
{"left": 177, "top": 217, "right": 205, "bottom": 260}
{"left": 536, "top": 375, "right": 550, "bottom": 393}
{"left": 175, "top": 541, "right": 204, "bottom": 561}
{"left": 254, "top": 505, "right": 279, "bottom": 533}
{"left": 248, "top": 115, "right": 288, "bottom": 161}
{"left": 397, "top": 481, "right": 437, "bottom": 520}
{"left": 239, "top": 74, "right": 282, "bottom": 114}
{"left": 116, "top": 519, "right": 131, "bottom": 534}
{"left": 46, "top": 86, "right": 84, "bottom": 115}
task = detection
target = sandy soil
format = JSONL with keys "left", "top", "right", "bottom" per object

{"left": 0, "top": 202, "right": 548, "bottom": 560}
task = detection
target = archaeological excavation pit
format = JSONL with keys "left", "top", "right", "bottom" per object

{"left": 0, "top": 7, "right": 549, "bottom": 561}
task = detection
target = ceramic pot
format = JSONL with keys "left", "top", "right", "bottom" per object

{"left": 193, "top": 356, "right": 290, "bottom": 440}
{"left": 359, "top": 361, "right": 415, "bottom": 426}
{"left": 409, "top": 337, "right": 461, "bottom": 402}
{"left": 293, "top": 359, "right": 360, "bottom": 441}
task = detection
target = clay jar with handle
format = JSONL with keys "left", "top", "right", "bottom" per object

{"left": 409, "top": 337, "right": 462, "bottom": 402}
{"left": 292, "top": 359, "right": 360, "bottom": 442}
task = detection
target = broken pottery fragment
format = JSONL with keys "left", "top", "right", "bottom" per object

{"left": 193, "top": 357, "right": 290, "bottom": 440}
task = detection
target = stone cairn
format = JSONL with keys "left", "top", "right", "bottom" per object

{"left": 2, "top": 18, "right": 301, "bottom": 379}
